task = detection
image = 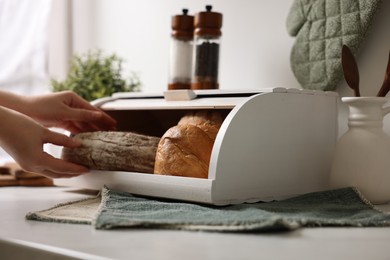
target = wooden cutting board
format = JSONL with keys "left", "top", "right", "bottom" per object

{"left": 0, "top": 163, "right": 53, "bottom": 187}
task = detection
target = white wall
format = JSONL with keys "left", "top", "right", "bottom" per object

{"left": 87, "top": 0, "right": 299, "bottom": 92}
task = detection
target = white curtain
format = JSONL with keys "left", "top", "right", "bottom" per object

{"left": 0, "top": 0, "right": 52, "bottom": 95}
{"left": 48, "top": 0, "right": 95, "bottom": 82}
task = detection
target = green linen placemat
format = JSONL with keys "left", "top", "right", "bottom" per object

{"left": 26, "top": 187, "right": 390, "bottom": 232}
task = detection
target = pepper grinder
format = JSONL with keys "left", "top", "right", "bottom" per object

{"left": 191, "top": 5, "right": 223, "bottom": 90}
{"left": 168, "top": 9, "right": 194, "bottom": 90}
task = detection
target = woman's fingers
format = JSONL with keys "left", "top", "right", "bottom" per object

{"left": 39, "top": 153, "right": 89, "bottom": 176}
{"left": 39, "top": 169, "right": 84, "bottom": 179}
{"left": 66, "top": 107, "right": 117, "bottom": 130}
{"left": 42, "top": 130, "right": 81, "bottom": 148}
{"left": 33, "top": 130, "right": 89, "bottom": 178}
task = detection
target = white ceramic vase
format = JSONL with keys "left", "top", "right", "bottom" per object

{"left": 330, "top": 97, "right": 390, "bottom": 204}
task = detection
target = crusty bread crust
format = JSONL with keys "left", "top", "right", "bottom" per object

{"left": 154, "top": 111, "right": 222, "bottom": 178}
{"left": 62, "top": 131, "right": 160, "bottom": 173}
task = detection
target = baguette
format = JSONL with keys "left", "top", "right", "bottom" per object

{"left": 62, "top": 131, "right": 160, "bottom": 173}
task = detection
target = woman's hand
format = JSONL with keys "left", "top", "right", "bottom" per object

{"left": 24, "top": 91, "right": 117, "bottom": 134}
{"left": 0, "top": 106, "right": 89, "bottom": 178}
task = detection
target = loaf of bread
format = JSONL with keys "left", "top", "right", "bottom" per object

{"left": 154, "top": 111, "right": 223, "bottom": 178}
{"left": 177, "top": 111, "right": 223, "bottom": 141}
{"left": 62, "top": 131, "right": 160, "bottom": 173}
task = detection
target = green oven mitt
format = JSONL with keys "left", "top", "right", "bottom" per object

{"left": 287, "top": 0, "right": 383, "bottom": 91}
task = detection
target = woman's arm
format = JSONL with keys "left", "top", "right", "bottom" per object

{"left": 0, "top": 90, "right": 117, "bottom": 134}
{"left": 0, "top": 90, "right": 29, "bottom": 112}
{"left": 0, "top": 90, "right": 117, "bottom": 178}
{"left": 0, "top": 106, "right": 88, "bottom": 178}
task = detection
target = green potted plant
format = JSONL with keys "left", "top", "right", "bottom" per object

{"left": 51, "top": 50, "right": 141, "bottom": 101}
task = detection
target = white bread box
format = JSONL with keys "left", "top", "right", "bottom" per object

{"left": 54, "top": 88, "right": 338, "bottom": 205}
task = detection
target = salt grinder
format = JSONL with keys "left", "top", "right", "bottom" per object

{"left": 168, "top": 9, "right": 194, "bottom": 90}
{"left": 191, "top": 5, "right": 223, "bottom": 90}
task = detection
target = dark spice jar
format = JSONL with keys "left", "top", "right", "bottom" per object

{"left": 168, "top": 9, "right": 194, "bottom": 90}
{"left": 191, "top": 5, "right": 223, "bottom": 90}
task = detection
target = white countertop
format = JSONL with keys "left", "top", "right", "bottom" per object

{"left": 1, "top": 186, "right": 390, "bottom": 260}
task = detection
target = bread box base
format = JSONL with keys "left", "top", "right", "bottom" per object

{"left": 54, "top": 88, "right": 338, "bottom": 205}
